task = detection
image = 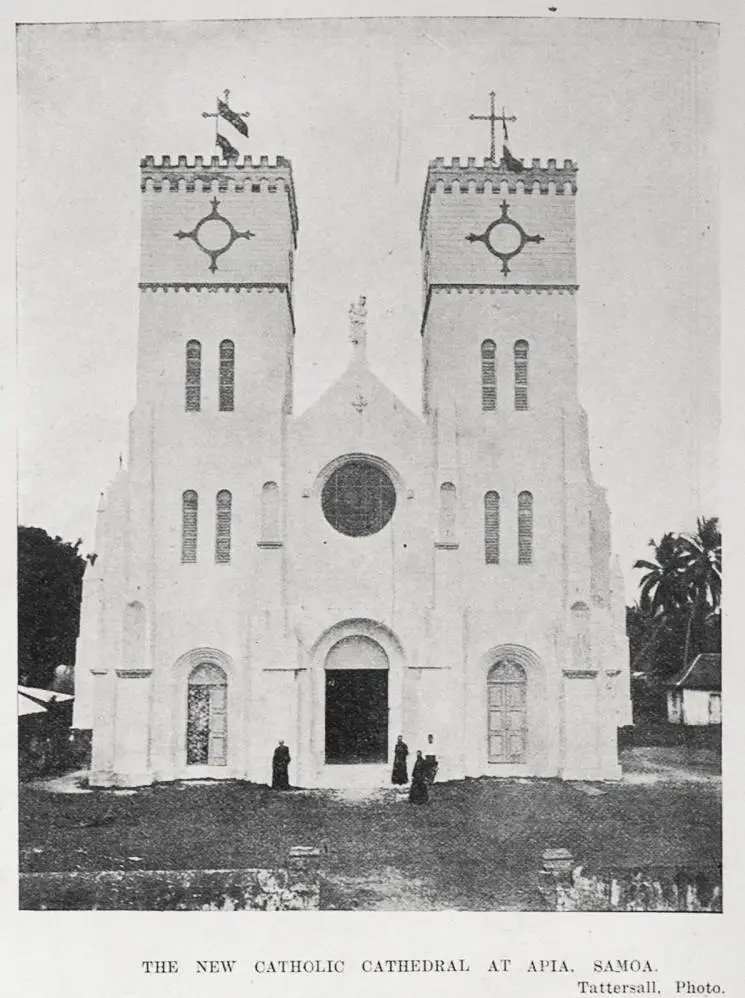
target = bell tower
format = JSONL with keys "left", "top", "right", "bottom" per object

{"left": 420, "top": 101, "right": 627, "bottom": 781}
{"left": 138, "top": 151, "right": 298, "bottom": 415}
{"left": 82, "top": 112, "right": 300, "bottom": 785}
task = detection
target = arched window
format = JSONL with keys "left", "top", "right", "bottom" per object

{"left": 219, "top": 340, "right": 235, "bottom": 412}
{"left": 439, "top": 482, "right": 456, "bottom": 541}
{"left": 484, "top": 491, "right": 500, "bottom": 564}
{"left": 261, "top": 481, "right": 280, "bottom": 543}
{"left": 487, "top": 660, "right": 527, "bottom": 763}
{"left": 186, "top": 663, "right": 227, "bottom": 766}
{"left": 518, "top": 490, "right": 533, "bottom": 565}
{"left": 215, "top": 490, "right": 232, "bottom": 563}
{"left": 514, "top": 340, "right": 529, "bottom": 410}
{"left": 185, "top": 340, "right": 202, "bottom": 412}
{"left": 181, "top": 490, "right": 198, "bottom": 563}
{"left": 481, "top": 339, "right": 497, "bottom": 411}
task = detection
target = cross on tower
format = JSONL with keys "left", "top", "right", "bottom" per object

{"left": 469, "top": 92, "right": 517, "bottom": 163}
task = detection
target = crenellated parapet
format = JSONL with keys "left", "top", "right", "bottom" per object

{"left": 140, "top": 154, "right": 298, "bottom": 237}
{"left": 420, "top": 155, "right": 577, "bottom": 235}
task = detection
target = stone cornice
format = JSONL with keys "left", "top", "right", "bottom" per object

{"left": 420, "top": 283, "right": 579, "bottom": 337}
{"left": 115, "top": 668, "right": 153, "bottom": 679}
{"left": 139, "top": 282, "right": 296, "bottom": 337}
{"left": 421, "top": 156, "right": 578, "bottom": 235}
{"left": 563, "top": 669, "right": 598, "bottom": 679}
{"left": 140, "top": 154, "right": 298, "bottom": 240}
{"left": 139, "top": 281, "right": 287, "bottom": 292}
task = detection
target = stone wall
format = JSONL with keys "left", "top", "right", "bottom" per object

{"left": 539, "top": 849, "right": 722, "bottom": 913}
{"left": 19, "top": 846, "right": 320, "bottom": 911}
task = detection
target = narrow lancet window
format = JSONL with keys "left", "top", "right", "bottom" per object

{"left": 485, "top": 491, "right": 500, "bottom": 564}
{"left": 518, "top": 490, "right": 534, "bottom": 564}
{"left": 219, "top": 340, "right": 235, "bottom": 412}
{"left": 481, "top": 339, "right": 497, "bottom": 411}
{"left": 182, "top": 490, "right": 198, "bottom": 563}
{"left": 185, "top": 340, "right": 202, "bottom": 412}
{"left": 514, "top": 340, "right": 529, "bottom": 410}
{"left": 261, "top": 482, "right": 280, "bottom": 543}
{"left": 439, "top": 482, "right": 456, "bottom": 542}
{"left": 215, "top": 490, "right": 232, "bottom": 563}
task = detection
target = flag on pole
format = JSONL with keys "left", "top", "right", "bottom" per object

{"left": 502, "top": 144, "right": 525, "bottom": 173}
{"left": 216, "top": 133, "right": 239, "bottom": 160}
{"left": 218, "top": 99, "right": 249, "bottom": 137}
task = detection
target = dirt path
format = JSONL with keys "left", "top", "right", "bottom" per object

{"left": 621, "top": 747, "right": 721, "bottom": 785}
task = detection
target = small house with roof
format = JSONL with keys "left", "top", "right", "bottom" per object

{"left": 667, "top": 654, "right": 721, "bottom": 726}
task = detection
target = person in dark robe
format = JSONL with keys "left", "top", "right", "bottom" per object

{"left": 391, "top": 734, "right": 409, "bottom": 785}
{"left": 272, "top": 740, "right": 291, "bottom": 789}
{"left": 408, "top": 750, "right": 429, "bottom": 804}
{"left": 424, "top": 733, "right": 438, "bottom": 785}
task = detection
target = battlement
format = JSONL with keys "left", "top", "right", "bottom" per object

{"left": 420, "top": 156, "right": 578, "bottom": 236}
{"left": 429, "top": 155, "right": 577, "bottom": 174}
{"left": 140, "top": 155, "right": 298, "bottom": 237}
{"left": 140, "top": 154, "right": 291, "bottom": 169}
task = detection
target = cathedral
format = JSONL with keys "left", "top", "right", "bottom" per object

{"left": 73, "top": 110, "right": 631, "bottom": 788}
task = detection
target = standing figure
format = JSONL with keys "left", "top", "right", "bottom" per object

{"left": 391, "top": 734, "right": 409, "bottom": 785}
{"left": 408, "top": 751, "right": 429, "bottom": 804}
{"left": 424, "top": 733, "right": 438, "bottom": 784}
{"left": 272, "top": 740, "right": 291, "bottom": 789}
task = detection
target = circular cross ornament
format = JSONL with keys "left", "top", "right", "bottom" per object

{"left": 174, "top": 197, "right": 255, "bottom": 273}
{"left": 466, "top": 199, "right": 543, "bottom": 276}
{"left": 196, "top": 217, "right": 233, "bottom": 252}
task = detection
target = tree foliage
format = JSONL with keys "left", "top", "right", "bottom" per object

{"left": 18, "top": 526, "right": 87, "bottom": 688}
{"left": 630, "top": 517, "right": 721, "bottom": 684}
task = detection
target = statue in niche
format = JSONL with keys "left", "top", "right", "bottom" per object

{"left": 348, "top": 295, "right": 367, "bottom": 347}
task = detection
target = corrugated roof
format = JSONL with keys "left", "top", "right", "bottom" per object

{"left": 668, "top": 653, "right": 721, "bottom": 691}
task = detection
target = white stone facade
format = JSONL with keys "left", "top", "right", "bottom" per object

{"left": 74, "top": 151, "right": 631, "bottom": 788}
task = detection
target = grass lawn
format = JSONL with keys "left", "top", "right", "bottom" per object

{"left": 19, "top": 750, "right": 721, "bottom": 911}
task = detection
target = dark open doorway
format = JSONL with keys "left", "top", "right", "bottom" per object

{"left": 325, "top": 669, "right": 388, "bottom": 764}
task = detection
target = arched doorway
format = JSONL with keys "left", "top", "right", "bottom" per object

{"left": 186, "top": 663, "right": 227, "bottom": 766}
{"left": 325, "top": 635, "right": 389, "bottom": 764}
{"left": 487, "top": 660, "right": 527, "bottom": 763}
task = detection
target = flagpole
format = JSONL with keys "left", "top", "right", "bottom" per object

{"left": 490, "top": 92, "right": 496, "bottom": 163}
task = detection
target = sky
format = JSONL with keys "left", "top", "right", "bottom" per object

{"left": 16, "top": 17, "right": 718, "bottom": 601}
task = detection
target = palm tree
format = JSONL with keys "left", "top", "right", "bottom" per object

{"left": 679, "top": 516, "right": 722, "bottom": 668}
{"left": 633, "top": 532, "right": 689, "bottom": 619}
{"left": 679, "top": 516, "right": 722, "bottom": 609}
{"left": 633, "top": 518, "right": 722, "bottom": 673}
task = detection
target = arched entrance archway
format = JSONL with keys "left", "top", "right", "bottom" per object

{"left": 324, "top": 635, "right": 389, "bottom": 764}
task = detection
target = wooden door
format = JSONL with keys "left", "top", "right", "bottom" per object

{"left": 487, "top": 663, "right": 526, "bottom": 763}
{"left": 186, "top": 663, "right": 228, "bottom": 767}
{"left": 208, "top": 685, "right": 227, "bottom": 765}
